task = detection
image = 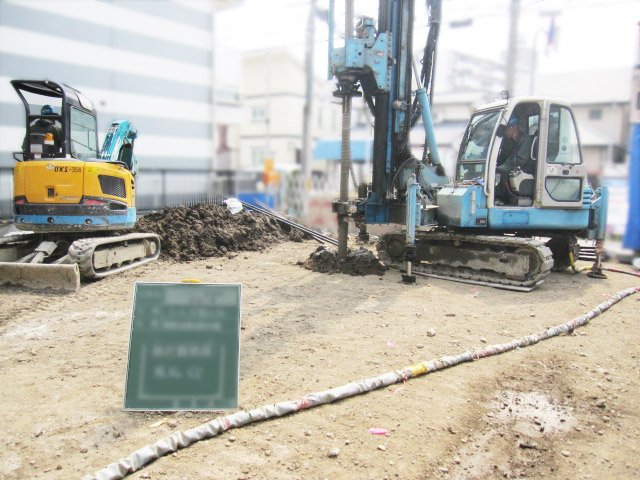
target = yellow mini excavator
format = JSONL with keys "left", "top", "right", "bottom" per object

{"left": 0, "top": 79, "right": 160, "bottom": 291}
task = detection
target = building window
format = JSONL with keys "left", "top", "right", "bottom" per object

{"left": 251, "top": 106, "right": 267, "bottom": 122}
{"left": 217, "top": 125, "right": 230, "bottom": 153}
{"left": 588, "top": 108, "right": 602, "bottom": 120}
{"left": 252, "top": 147, "right": 266, "bottom": 167}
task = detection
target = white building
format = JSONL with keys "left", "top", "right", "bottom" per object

{"left": 0, "top": 0, "right": 244, "bottom": 215}
{"left": 535, "top": 67, "right": 632, "bottom": 182}
{"left": 240, "top": 50, "right": 341, "bottom": 172}
{"left": 436, "top": 50, "right": 505, "bottom": 95}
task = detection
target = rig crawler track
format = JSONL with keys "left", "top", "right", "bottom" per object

{"left": 378, "top": 231, "right": 554, "bottom": 291}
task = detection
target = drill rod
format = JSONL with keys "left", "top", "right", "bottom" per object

{"left": 338, "top": 92, "right": 352, "bottom": 259}
{"left": 337, "top": 0, "right": 355, "bottom": 259}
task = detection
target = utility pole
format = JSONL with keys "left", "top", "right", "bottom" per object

{"left": 210, "top": 5, "right": 218, "bottom": 195}
{"left": 265, "top": 51, "right": 274, "bottom": 207}
{"left": 505, "top": 0, "right": 520, "bottom": 94}
{"left": 529, "top": 12, "right": 560, "bottom": 96}
{"left": 265, "top": 51, "right": 271, "bottom": 160}
{"left": 302, "top": 0, "right": 317, "bottom": 219}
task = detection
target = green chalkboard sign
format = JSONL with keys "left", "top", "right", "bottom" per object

{"left": 124, "top": 282, "right": 241, "bottom": 411}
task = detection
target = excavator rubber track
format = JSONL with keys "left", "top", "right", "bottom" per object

{"left": 68, "top": 232, "right": 161, "bottom": 279}
{"left": 377, "top": 230, "right": 554, "bottom": 291}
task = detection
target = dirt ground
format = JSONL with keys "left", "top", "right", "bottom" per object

{"left": 1, "top": 236, "right": 640, "bottom": 480}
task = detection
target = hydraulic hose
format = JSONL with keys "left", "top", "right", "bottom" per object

{"left": 569, "top": 251, "right": 587, "bottom": 273}
{"left": 84, "top": 277, "right": 640, "bottom": 480}
{"left": 603, "top": 266, "right": 640, "bottom": 278}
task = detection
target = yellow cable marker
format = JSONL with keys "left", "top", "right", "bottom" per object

{"left": 180, "top": 279, "right": 202, "bottom": 283}
{"left": 405, "top": 362, "right": 429, "bottom": 376}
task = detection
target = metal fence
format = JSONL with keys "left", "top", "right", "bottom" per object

{"left": 0, "top": 167, "right": 338, "bottom": 222}
{"left": 0, "top": 168, "right": 264, "bottom": 218}
{"left": 0, "top": 168, "right": 14, "bottom": 218}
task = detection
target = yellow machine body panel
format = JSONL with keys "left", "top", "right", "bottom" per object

{"left": 14, "top": 160, "right": 134, "bottom": 207}
{"left": 83, "top": 163, "right": 135, "bottom": 207}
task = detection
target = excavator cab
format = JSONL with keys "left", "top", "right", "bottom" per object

{"left": 435, "top": 97, "right": 608, "bottom": 285}
{"left": 10, "top": 79, "right": 141, "bottom": 234}
{"left": 12, "top": 79, "right": 98, "bottom": 162}
{"left": 455, "top": 97, "right": 589, "bottom": 212}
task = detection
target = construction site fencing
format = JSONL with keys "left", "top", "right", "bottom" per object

{"left": 0, "top": 166, "right": 339, "bottom": 226}
{"left": 135, "top": 169, "right": 260, "bottom": 211}
{"left": 0, "top": 168, "right": 262, "bottom": 219}
{"left": 0, "top": 168, "right": 13, "bottom": 218}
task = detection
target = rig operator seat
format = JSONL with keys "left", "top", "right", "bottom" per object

{"left": 22, "top": 104, "right": 62, "bottom": 159}
{"left": 496, "top": 105, "right": 540, "bottom": 205}
{"left": 508, "top": 125, "right": 538, "bottom": 198}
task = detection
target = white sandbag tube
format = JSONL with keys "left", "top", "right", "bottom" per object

{"left": 84, "top": 284, "right": 640, "bottom": 480}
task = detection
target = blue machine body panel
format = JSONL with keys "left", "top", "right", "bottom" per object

{"left": 15, "top": 207, "right": 136, "bottom": 232}
{"left": 623, "top": 123, "right": 640, "bottom": 249}
{"left": 362, "top": 192, "right": 391, "bottom": 224}
{"left": 437, "top": 184, "right": 593, "bottom": 231}
{"left": 487, "top": 208, "right": 590, "bottom": 230}
{"left": 330, "top": 32, "right": 392, "bottom": 92}
{"left": 436, "top": 185, "right": 488, "bottom": 228}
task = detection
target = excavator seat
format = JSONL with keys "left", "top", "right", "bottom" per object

{"left": 509, "top": 169, "right": 535, "bottom": 197}
{"left": 118, "top": 143, "right": 134, "bottom": 171}
{"left": 508, "top": 129, "right": 538, "bottom": 200}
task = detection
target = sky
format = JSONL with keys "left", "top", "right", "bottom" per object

{"left": 432, "top": 0, "right": 639, "bottom": 74}
{"left": 216, "top": 0, "right": 639, "bottom": 85}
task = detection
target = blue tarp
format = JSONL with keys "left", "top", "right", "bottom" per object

{"left": 237, "top": 192, "right": 275, "bottom": 209}
{"left": 623, "top": 124, "right": 640, "bottom": 250}
{"left": 313, "top": 139, "right": 373, "bottom": 162}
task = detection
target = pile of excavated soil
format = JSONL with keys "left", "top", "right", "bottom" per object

{"left": 303, "top": 245, "right": 387, "bottom": 276}
{"left": 135, "top": 204, "right": 308, "bottom": 261}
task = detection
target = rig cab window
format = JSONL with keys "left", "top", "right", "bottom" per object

{"left": 456, "top": 110, "right": 500, "bottom": 181}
